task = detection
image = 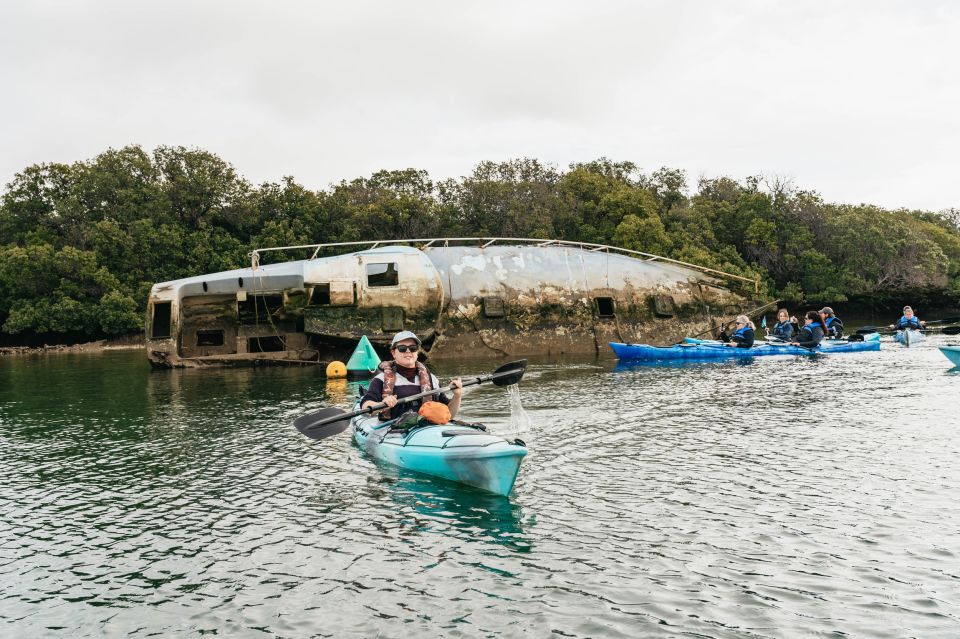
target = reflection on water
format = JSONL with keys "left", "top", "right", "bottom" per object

{"left": 377, "top": 469, "right": 530, "bottom": 552}
{"left": 2, "top": 344, "right": 960, "bottom": 637}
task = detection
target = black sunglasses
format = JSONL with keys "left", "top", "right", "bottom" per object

{"left": 393, "top": 344, "right": 419, "bottom": 353}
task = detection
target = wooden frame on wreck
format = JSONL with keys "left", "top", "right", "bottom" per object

{"left": 144, "top": 238, "right": 764, "bottom": 369}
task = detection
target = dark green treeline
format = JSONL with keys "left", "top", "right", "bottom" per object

{"left": 1, "top": 145, "right": 959, "bottom": 343}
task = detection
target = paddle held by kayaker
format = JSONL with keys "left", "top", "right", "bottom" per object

{"left": 719, "top": 315, "right": 755, "bottom": 348}
{"left": 889, "top": 305, "right": 925, "bottom": 330}
{"left": 360, "top": 331, "right": 463, "bottom": 421}
{"left": 792, "top": 311, "right": 826, "bottom": 348}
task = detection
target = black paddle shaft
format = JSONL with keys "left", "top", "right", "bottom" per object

{"left": 295, "top": 360, "right": 527, "bottom": 437}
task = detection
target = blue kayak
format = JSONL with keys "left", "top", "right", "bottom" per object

{"left": 352, "top": 412, "right": 527, "bottom": 496}
{"left": 610, "top": 338, "right": 880, "bottom": 361}
{"left": 684, "top": 332, "right": 881, "bottom": 345}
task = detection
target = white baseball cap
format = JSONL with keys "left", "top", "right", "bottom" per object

{"left": 390, "top": 331, "right": 421, "bottom": 347}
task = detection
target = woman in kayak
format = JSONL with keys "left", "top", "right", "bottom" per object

{"left": 770, "top": 308, "right": 798, "bottom": 341}
{"left": 719, "top": 315, "right": 755, "bottom": 348}
{"left": 792, "top": 311, "right": 826, "bottom": 348}
{"left": 889, "top": 305, "right": 925, "bottom": 330}
{"left": 360, "top": 331, "right": 463, "bottom": 421}
{"left": 819, "top": 306, "right": 844, "bottom": 339}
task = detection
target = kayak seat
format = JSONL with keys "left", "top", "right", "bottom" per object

{"left": 441, "top": 429, "right": 488, "bottom": 437}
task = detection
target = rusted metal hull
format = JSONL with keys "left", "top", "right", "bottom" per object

{"left": 145, "top": 241, "right": 757, "bottom": 369}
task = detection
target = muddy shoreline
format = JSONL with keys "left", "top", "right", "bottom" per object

{"left": 0, "top": 335, "right": 144, "bottom": 357}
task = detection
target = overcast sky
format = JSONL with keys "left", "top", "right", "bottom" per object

{"left": 2, "top": 1, "right": 958, "bottom": 211}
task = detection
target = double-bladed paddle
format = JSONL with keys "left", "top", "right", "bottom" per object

{"left": 293, "top": 360, "right": 528, "bottom": 441}
{"left": 923, "top": 316, "right": 960, "bottom": 326}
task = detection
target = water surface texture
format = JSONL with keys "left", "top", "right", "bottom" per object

{"left": 2, "top": 339, "right": 959, "bottom": 637}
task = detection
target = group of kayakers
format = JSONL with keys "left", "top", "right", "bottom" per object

{"left": 719, "top": 306, "right": 844, "bottom": 349}
{"left": 719, "top": 305, "right": 928, "bottom": 349}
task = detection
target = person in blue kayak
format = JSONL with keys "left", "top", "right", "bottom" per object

{"left": 818, "top": 306, "right": 844, "bottom": 339}
{"left": 360, "top": 331, "right": 463, "bottom": 421}
{"left": 792, "top": 311, "right": 826, "bottom": 348}
{"left": 889, "top": 305, "right": 925, "bottom": 330}
{"left": 770, "top": 308, "right": 798, "bottom": 341}
{"left": 719, "top": 315, "right": 755, "bottom": 348}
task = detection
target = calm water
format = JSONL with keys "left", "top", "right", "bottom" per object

{"left": 2, "top": 338, "right": 960, "bottom": 638}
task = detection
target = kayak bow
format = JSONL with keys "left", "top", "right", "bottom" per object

{"left": 939, "top": 345, "right": 960, "bottom": 367}
{"left": 895, "top": 329, "right": 925, "bottom": 347}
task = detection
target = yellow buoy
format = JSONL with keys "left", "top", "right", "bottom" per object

{"left": 325, "top": 360, "right": 347, "bottom": 379}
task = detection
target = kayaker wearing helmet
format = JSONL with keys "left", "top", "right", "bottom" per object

{"left": 889, "top": 305, "right": 925, "bottom": 330}
{"left": 719, "top": 315, "right": 756, "bottom": 348}
{"left": 792, "top": 311, "right": 826, "bottom": 348}
{"left": 819, "top": 307, "right": 844, "bottom": 339}
{"left": 360, "top": 331, "right": 463, "bottom": 421}
{"left": 770, "top": 308, "right": 798, "bottom": 341}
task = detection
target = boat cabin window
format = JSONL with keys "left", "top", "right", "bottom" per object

{"left": 238, "top": 295, "right": 284, "bottom": 323}
{"left": 151, "top": 302, "right": 172, "bottom": 338}
{"left": 654, "top": 295, "right": 676, "bottom": 317}
{"left": 311, "top": 284, "right": 331, "bottom": 305}
{"left": 595, "top": 297, "right": 616, "bottom": 318}
{"left": 196, "top": 329, "right": 225, "bottom": 347}
{"left": 366, "top": 262, "right": 398, "bottom": 287}
{"left": 248, "top": 336, "right": 285, "bottom": 352}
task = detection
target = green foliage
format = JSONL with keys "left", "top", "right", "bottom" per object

{"left": 2, "top": 145, "right": 959, "bottom": 342}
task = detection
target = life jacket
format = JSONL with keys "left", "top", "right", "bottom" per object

{"left": 734, "top": 326, "right": 750, "bottom": 338}
{"left": 380, "top": 360, "right": 433, "bottom": 397}
{"left": 378, "top": 360, "right": 434, "bottom": 420}
{"left": 773, "top": 321, "right": 793, "bottom": 338}
{"left": 824, "top": 316, "right": 842, "bottom": 335}
{"left": 800, "top": 324, "right": 824, "bottom": 343}
{"left": 897, "top": 315, "right": 922, "bottom": 329}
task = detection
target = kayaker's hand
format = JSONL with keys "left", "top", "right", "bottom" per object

{"left": 382, "top": 395, "right": 398, "bottom": 409}
{"left": 888, "top": 324, "right": 895, "bottom": 328}
{"left": 450, "top": 377, "right": 463, "bottom": 397}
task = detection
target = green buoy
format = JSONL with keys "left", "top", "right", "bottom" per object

{"left": 346, "top": 335, "right": 381, "bottom": 376}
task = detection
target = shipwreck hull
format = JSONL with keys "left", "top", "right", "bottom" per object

{"left": 145, "top": 240, "right": 759, "bottom": 369}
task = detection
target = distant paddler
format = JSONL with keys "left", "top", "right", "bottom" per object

{"left": 769, "top": 308, "right": 799, "bottom": 342}
{"left": 718, "top": 315, "right": 756, "bottom": 348}
{"left": 791, "top": 311, "right": 827, "bottom": 348}
{"left": 889, "top": 306, "right": 925, "bottom": 331}
{"left": 818, "top": 307, "right": 844, "bottom": 339}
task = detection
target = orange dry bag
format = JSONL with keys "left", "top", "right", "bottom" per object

{"left": 418, "top": 401, "right": 451, "bottom": 425}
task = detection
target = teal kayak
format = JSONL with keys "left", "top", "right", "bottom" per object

{"left": 939, "top": 345, "right": 960, "bottom": 367}
{"left": 352, "top": 411, "right": 527, "bottom": 496}
{"left": 610, "top": 338, "right": 880, "bottom": 361}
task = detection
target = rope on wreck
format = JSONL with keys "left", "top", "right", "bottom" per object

{"left": 248, "top": 250, "right": 288, "bottom": 353}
